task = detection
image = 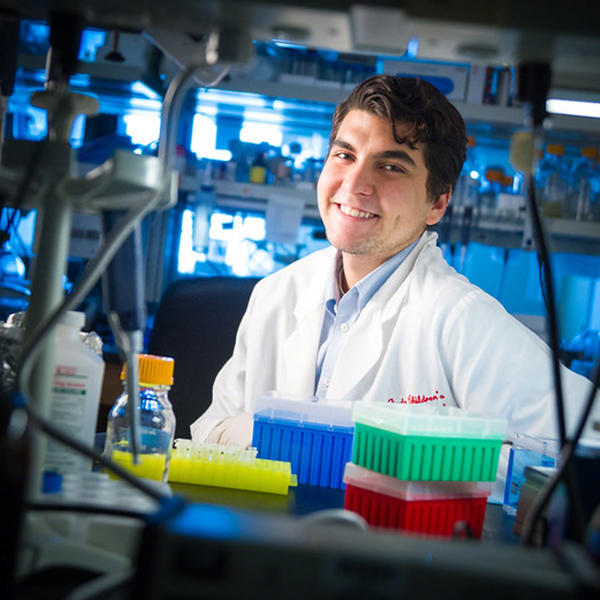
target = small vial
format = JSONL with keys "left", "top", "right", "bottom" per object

{"left": 104, "top": 354, "right": 176, "bottom": 483}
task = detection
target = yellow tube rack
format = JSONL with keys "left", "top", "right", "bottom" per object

{"left": 168, "top": 439, "right": 298, "bottom": 495}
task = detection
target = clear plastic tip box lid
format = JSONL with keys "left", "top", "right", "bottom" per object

{"left": 352, "top": 403, "right": 508, "bottom": 439}
{"left": 253, "top": 392, "right": 354, "bottom": 429}
{"left": 343, "top": 463, "right": 493, "bottom": 501}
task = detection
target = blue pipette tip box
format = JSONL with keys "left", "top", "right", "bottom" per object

{"left": 252, "top": 393, "right": 354, "bottom": 489}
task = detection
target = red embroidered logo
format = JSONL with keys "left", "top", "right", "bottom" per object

{"left": 387, "top": 390, "right": 446, "bottom": 407}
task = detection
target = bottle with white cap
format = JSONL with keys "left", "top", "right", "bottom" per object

{"left": 43, "top": 310, "right": 105, "bottom": 476}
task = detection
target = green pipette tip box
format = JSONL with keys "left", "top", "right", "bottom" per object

{"left": 351, "top": 404, "right": 507, "bottom": 482}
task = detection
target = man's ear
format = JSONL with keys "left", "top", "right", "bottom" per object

{"left": 425, "top": 189, "right": 452, "bottom": 226}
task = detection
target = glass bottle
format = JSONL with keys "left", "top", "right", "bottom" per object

{"left": 536, "top": 143, "right": 571, "bottom": 218}
{"left": 453, "top": 136, "right": 481, "bottom": 216}
{"left": 104, "top": 354, "right": 176, "bottom": 483}
{"left": 479, "top": 167, "right": 504, "bottom": 220}
{"left": 249, "top": 150, "right": 267, "bottom": 184}
{"left": 571, "top": 146, "right": 600, "bottom": 221}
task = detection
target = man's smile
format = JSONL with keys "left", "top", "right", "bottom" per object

{"left": 337, "top": 203, "right": 378, "bottom": 219}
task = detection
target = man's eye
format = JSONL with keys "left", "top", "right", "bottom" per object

{"left": 335, "top": 151, "right": 352, "bottom": 160}
{"left": 382, "top": 163, "right": 405, "bottom": 173}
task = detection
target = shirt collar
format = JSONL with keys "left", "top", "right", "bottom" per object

{"left": 325, "top": 239, "right": 419, "bottom": 313}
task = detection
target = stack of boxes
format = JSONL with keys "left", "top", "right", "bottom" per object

{"left": 250, "top": 394, "right": 508, "bottom": 537}
{"left": 344, "top": 404, "right": 507, "bottom": 538}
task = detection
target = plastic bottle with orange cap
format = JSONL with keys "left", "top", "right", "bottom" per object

{"left": 453, "top": 135, "right": 481, "bottom": 215}
{"left": 536, "top": 143, "right": 571, "bottom": 218}
{"left": 571, "top": 146, "right": 600, "bottom": 221}
{"left": 103, "top": 354, "right": 176, "bottom": 483}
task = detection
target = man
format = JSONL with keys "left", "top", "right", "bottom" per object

{"left": 190, "top": 75, "right": 598, "bottom": 467}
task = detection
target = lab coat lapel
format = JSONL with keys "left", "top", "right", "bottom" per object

{"left": 327, "top": 231, "right": 436, "bottom": 399}
{"left": 280, "top": 251, "right": 333, "bottom": 398}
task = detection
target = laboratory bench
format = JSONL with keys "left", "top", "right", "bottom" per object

{"left": 14, "top": 434, "right": 594, "bottom": 600}
{"left": 170, "top": 480, "right": 519, "bottom": 543}
{"left": 13, "top": 483, "right": 521, "bottom": 600}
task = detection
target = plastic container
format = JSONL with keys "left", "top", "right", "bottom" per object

{"left": 352, "top": 404, "right": 507, "bottom": 481}
{"left": 536, "top": 144, "right": 571, "bottom": 218}
{"left": 453, "top": 136, "right": 481, "bottom": 215}
{"left": 169, "top": 439, "right": 297, "bottom": 495}
{"left": 344, "top": 463, "right": 492, "bottom": 538}
{"left": 44, "top": 311, "right": 105, "bottom": 476}
{"left": 571, "top": 146, "right": 600, "bottom": 221}
{"left": 252, "top": 392, "right": 354, "bottom": 488}
{"left": 249, "top": 151, "right": 267, "bottom": 184}
{"left": 479, "top": 167, "right": 504, "bottom": 219}
{"left": 104, "top": 354, "right": 176, "bottom": 483}
{"left": 503, "top": 432, "right": 560, "bottom": 515}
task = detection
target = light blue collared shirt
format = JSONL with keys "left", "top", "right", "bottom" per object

{"left": 314, "top": 240, "right": 418, "bottom": 399}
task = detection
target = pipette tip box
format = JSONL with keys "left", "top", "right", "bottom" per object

{"left": 168, "top": 440, "right": 297, "bottom": 495}
{"left": 503, "top": 432, "right": 559, "bottom": 515}
{"left": 352, "top": 404, "right": 507, "bottom": 481}
{"left": 252, "top": 393, "right": 354, "bottom": 488}
{"left": 343, "top": 462, "right": 492, "bottom": 538}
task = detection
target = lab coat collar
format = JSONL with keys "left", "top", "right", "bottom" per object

{"left": 281, "top": 232, "right": 438, "bottom": 400}
{"left": 293, "top": 246, "right": 337, "bottom": 321}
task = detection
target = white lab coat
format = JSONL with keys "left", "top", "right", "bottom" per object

{"left": 191, "top": 231, "right": 598, "bottom": 458}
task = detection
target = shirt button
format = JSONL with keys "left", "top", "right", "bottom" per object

{"left": 340, "top": 322, "right": 349, "bottom": 332}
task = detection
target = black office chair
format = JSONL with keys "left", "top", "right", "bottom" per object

{"left": 147, "top": 276, "right": 260, "bottom": 439}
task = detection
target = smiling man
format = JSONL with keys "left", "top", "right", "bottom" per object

{"left": 190, "top": 76, "right": 598, "bottom": 465}
{"left": 317, "top": 107, "right": 450, "bottom": 289}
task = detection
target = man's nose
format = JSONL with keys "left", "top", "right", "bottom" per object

{"left": 342, "top": 161, "right": 374, "bottom": 196}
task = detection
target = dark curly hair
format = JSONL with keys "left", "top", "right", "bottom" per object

{"left": 329, "top": 75, "right": 467, "bottom": 202}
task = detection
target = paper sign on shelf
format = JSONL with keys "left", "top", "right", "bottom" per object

{"left": 265, "top": 193, "right": 305, "bottom": 245}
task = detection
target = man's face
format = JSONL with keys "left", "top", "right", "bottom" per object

{"left": 317, "top": 109, "right": 449, "bottom": 266}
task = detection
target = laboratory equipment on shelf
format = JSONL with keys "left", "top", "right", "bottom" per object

{"left": 104, "top": 354, "right": 176, "bottom": 483}
{"left": 452, "top": 135, "right": 481, "bottom": 216}
{"left": 571, "top": 146, "right": 600, "bottom": 221}
{"left": 536, "top": 143, "right": 572, "bottom": 218}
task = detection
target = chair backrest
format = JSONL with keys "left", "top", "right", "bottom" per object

{"left": 147, "top": 276, "right": 260, "bottom": 439}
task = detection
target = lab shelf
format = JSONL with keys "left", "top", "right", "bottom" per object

{"left": 179, "top": 176, "right": 321, "bottom": 219}
{"left": 181, "top": 175, "right": 600, "bottom": 252}
{"left": 436, "top": 216, "right": 600, "bottom": 254}
{"left": 216, "top": 76, "right": 600, "bottom": 137}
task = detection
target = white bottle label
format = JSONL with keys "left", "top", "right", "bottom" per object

{"left": 44, "top": 365, "right": 91, "bottom": 473}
